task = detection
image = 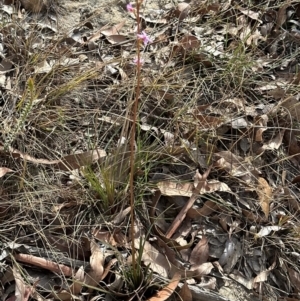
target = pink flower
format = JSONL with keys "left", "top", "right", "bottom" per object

{"left": 126, "top": 3, "right": 134, "bottom": 12}
{"left": 133, "top": 57, "right": 144, "bottom": 66}
{"left": 137, "top": 31, "right": 151, "bottom": 46}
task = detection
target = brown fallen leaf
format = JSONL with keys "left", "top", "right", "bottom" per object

{"left": 281, "top": 96, "right": 300, "bottom": 121}
{"left": 84, "top": 240, "right": 104, "bottom": 291}
{"left": 260, "top": 129, "right": 285, "bottom": 152}
{"left": 174, "top": 3, "right": 191, "bottom": 21}
{"left": 51, "top": 289, "right": 73, "bottom": 301}
{"left": 134, "top": 239, "right": 171, "bottom": 278}
{"left": 14, "top": 253, "right": 74, "bottom": 277}
{"left": 187, "top": 200, "right": 218, "bottom": 219}
{"left": 70, "top": 266, "right": 85, "bottom": 295}
{"left": 165, "top": 167, "right": 212, "bottom": 239}
{"left": 101, "top": 258, "right": 118, "bottom": 281}
{"left": 0, "top": 167, "right": 14, "bottom": 177}
{"left": 283, "top": 130, "right": 300, "bottom": 164}
{"left": 214, "top": 151, "right": 255, "bottom": 177}
{"left": 242, "top": 209, "right": 264, "bottom": 223}
{"left": 45, "top": 233, "right": 90, "bottom": 259}
{"left": 172, "top": 34, "right": 201, "bottom": 57}
{"left": 56, "top": 149, "right": 107, "bottom": 171}
{"left": 2, "top": 146, "right": 106, "bottom": 171}
{"left": 100, "top": 20, "right": 126, "bottom": 36}
{"left": 253, "top": 261, "right": 276, "bottom": 291}
{"left": 195, "top": 3, "right": 220, "bottom": 16}
{"left": 157, "top": 179, "right": 230, "bottom": 197}
{"left": 254, "top": 115, "right": 268, "bottom": 142}
{"left": 190, "top": 262, "right": 214, "bottom": 280}
{"left": 275, "top": 2, "right": 290, "bottom": 31}
{"left": 106, "top": 34, "right": 128, "bottom": 44}
{"left": 196, "top": 115, "right": 224, "bottom": 129}
{"left": 178, "top": 281, "right": 192, "bottom": 301}
{"left": 147, "top": 272, "right": 181, "bottom": 301}
{"left": 257, "top": 177, "right": 272, "bottom": 218}
{"left": 189, "top": 236, "right": 209, "bottom": 267}
{"left": 288, "top": 267, "right": 300, "bottom": 293}
{"left": 13, "top": 265, "right": 37, "bottom": 301}
{"left": 0, "top": 268, "right": 14, "bottom": 286}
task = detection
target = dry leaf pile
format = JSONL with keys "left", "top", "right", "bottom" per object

{"left": 1, "top": 0, "right": 300, "bottom": 300}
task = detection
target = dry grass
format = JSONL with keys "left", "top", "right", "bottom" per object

{"left": 1, "top": 0, "right": 300, "bottom": 300}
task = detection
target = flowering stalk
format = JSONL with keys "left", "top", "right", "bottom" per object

{"left": 128, "top": 0, "right": 142, "bottom": 279}
{"left": 126, "top": 0, "right": 152, "bottom": 280}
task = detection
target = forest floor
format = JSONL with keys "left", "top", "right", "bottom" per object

{"left": 1, "top": 0, "right": 300, "bottom": 300}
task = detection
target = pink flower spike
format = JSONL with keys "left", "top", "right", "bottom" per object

{"left": 133, "top": 57, "right": 144, "bottom": 66}
{"left": 126, "top": 3, "right": 134, "bottom": 12}
{"left": 137, "top": 31, "right": 151, "bottom": 46}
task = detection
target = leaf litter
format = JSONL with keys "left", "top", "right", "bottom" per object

{"left": 1, "top": 0, "right": 300, "bottom": 300}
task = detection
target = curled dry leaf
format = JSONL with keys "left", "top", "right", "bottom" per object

{"left": 257, "top": 177, "right": 272, "bottom": 218}
{"left": 254, "top": 226, "right": 283, "bottom": 238}
{"left": 254, "top": 114, "right": 268, "bottom": 142}
{"left": 260, "top": 129, "right": 285, "bottom": 152}
{"left": 189, "top": 236, "right": 209, "bottom": 267}
{"left": 187, "top": 200, "right": 218, "bottom": 219}
{"left": 146, "top": 272, "right": 181, "bottom": 301}
{"left": 101, "top": 258, "right": 118, "bottom": 281}
{"left": 218, "top": 238, "right": 242, "bottom": 274}
{"left": 214, "top": 151, "right": 255, "bottom": 177}
{"left": 229, "top": 273, "right": 253, "bottom": 290}
{"left": 172, "top": 34, "right": 201, "bottom": 57}
{"left": 51, "top": 289, "right": 74, "bottom": 301}
{"left": 106, "top": 35, "right": 128, "bottom": 44}
{"left": 14, "top": 253, "right": 74, "bottom": 277}
{"left": 238, "top": 7, "right": 262, "bottom": 22}
{"left": 190, "top": 262, "right": 214, "bottom": 280}
{"left": 283, "top": 130, "right": 300, "bottom": 164}
{"left": 253, "top": 261, "right": 276, "bottom": 285}
{"left": 281, "top": 96, "right": 300, "bottom": 121}
{"left": 84, "top": 240, "right": 105, "bottom": 291}
{"left": 196, "top": 115, "right": 224, "bottom": 130}
{"left": 57, "top": 149, "right": 107, "bottom": 171}
{"left": 13, "top": 265, "right": 36, "bottom": 301}
{"left": 100, "top": 20, "right": 126, "bottom": 36}
{"left": 275, "top": 2, "right": 290, "bottom": 31}
{"left": 288, "top": 267, "right": 300, "bottom": 293}
{"left": 175, "top": 3, "right": 191, "bottom": 21}
{"left": 134, "top": 239, "right": 171, "bottom": 278}
{"left": 0, "top": 167, "right": 14, "bottom": 177}
{"left": 157, "top": 179, "right": 231, "bottom": 197}
{"left": 3, "top": 146, "right": 106, "bottom": 171}
{"left": 70, "top": 266, "right": 85, "bottom": 295}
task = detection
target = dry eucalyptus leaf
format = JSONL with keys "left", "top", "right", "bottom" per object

{"left": 84, "top": 240, "right": 105, "bottom": 291}
{"left": 147, "top": 272, "right": 181, "bottom": 301}
{"left": 257, "top": 177, "right": 272, "bottom": 218}
{"left": 178, "top": 281, "right": 193, "bottom": 301}
{"left": 254, "top": 226, "right": 283, "bottom": 238}
{"left": 288, "top": 267, "right": 300, "bottom": 293}
{"left": 175, "top": 3, "right": 191, "bottom": 21}
{"left": 219, "top": 238, "right": 242, "bottom": 273}
{"left": 70, "top": 266, "right": 85, "bottom": 295}
{"left": 281, "top": 96, "right": 300, "bottom": 121}
{"left": 190, "top": 236, "right": 209, "bottom": 267}
{"left": 0, "top": 167, "right": 14, "bottom": 178}
{"left": 100, "top": 20, "right": 126, "bottom": 36}
{"left": 134, "top": 239, "right": 171, "bottom": 278}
